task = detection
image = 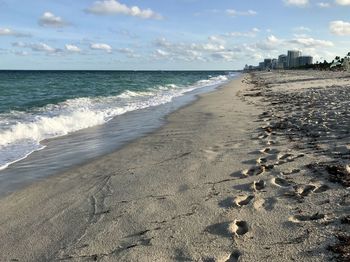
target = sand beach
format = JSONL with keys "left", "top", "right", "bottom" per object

{"left": 0, "top": 71, "right": 349, "bottom": 261}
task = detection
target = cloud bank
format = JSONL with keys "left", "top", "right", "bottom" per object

{"left": 39, "top": 12, "right": 69, "bottom": 27}
{"left": 330, "top": 20, "right": 350, "bottom": 35}
{"left": 284, "top": 0, "right": 309, "bottom": 7}
{"left": 86, "top": 0, "right": 162, "bottom": 20}
{"left": 335, "top": 0, "right": 350, "bottom": 5}
{"left": 0, "top": 28, "right": 30, "bottom": 37}
{"left": 90, "top": 43, "right": 112, "bottom": 53}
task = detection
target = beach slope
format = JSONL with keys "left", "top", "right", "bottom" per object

{"left": 0, "top": 73, "right": 348, "bottom": 261}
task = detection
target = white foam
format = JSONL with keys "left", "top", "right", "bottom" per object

{"left": 0, "top": 73, "right": 232, "bottom": 170}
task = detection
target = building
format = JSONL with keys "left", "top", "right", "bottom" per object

{"left": 272, "top": 59, "right": 278, "bottom": 69}
{"left": 287, "top": 50, "right": 301, "bottom": 68}
{"left": 298, "top": 56, "right": 313, "bottom": 67}
{"left": 277, "top": 54, "right": 287, "bottom": 69}
{"left": 247, "top": 50, "right": 313, "bottom": 71}
{"left": 259, "top": 62, "right": 265, "bottom": 70}
{"left": 264, "top": 58, "right": 272, "bottom": 69}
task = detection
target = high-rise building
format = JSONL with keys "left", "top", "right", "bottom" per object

{"left": 298, "top": 56, "right": 313, "bottom": 67}
{"left": 264, "top": 58, "right": 272, "bottom": 69}
{"left": 277, "top": 54, "right": 287, "bottom": 69}
{"left": 259, "top": 62, "right": 265, "bottom": 70}
{"left": 287, "top": 50, "right": 301, "bottom": 68}
{"left": 271, "top": 59, "right": 278, "bottom": 69}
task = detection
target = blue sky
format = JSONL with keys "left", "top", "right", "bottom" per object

{"left": 1, "top": 0, "right": 350, "bottom": 70}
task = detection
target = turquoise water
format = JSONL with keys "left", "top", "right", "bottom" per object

{"left": 0, "top": 70, "right": 234, "bottom": 170}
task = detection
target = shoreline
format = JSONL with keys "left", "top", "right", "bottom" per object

{"left": 0, "top": 72, "right": 349, "bottom": 261}
{"left": 0, "top": 74, "right": 234, "bottom": 197}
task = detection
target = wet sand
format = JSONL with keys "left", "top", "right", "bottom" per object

{"left": 0, "top": 72, "right": 349, "bottom": 261}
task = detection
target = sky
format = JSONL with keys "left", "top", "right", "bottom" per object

{"left": 1, "top": 0, "right": 350, "bottom": 70}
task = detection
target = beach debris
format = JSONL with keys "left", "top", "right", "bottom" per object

{"left": 326, "top": 164, "right": 350, "bottom": 187}
{"left": 340, "top": 215, "right": 350, "bottom": 225}
{"left": 307, "top": 162, "right": 350, "bottom": 187}
{"left": 328, "top": 235, "right": 350, "bottom": 261}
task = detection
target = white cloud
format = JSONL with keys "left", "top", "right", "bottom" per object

{"left": 289, "top": 37, "right": 334, "bottom": 47}
{"left": 90, "top": 43, "right": 112, "bottom": 53}
{"left": 256, "top": 35, "right": 282, "bottom": 50}
{"left": 208, "top": 35, "right": 226, "bottom": 44}
{"left": 211, "top": 51, "right": 236, "bottom": 61}
{"left": 335, "top": 0, "right": 350, "bottom": 5}
{"left": 39, "top": 12, "right": 68, "bottom": 27}
{"left": 13, "top": 50, "right": 28, "bottom": 56}
{"left": 0, "top": 28, "right": 30, "bottom": 37}
{"left": 12, "top": 41, "right": 26, "bottom": 47}
{"left": 116, "top": 47, "right": 139, "bottom": 58}
{"left": 65, "top": 44, "right": 81, "bottom": 52}
{"left": 31, "top": 43, "right": 58, "bottom": 53}
{"left": 194, "top": 43, "right": 225, "bottom": 51}
{"left": 317, "top": 2, "right": 331, "bottom": 7}
{"left": 226, "top": 9, "right": 257, "bottom": 16}
{"left": 284, "top": 0, "right": 309, "bottom": 7}
{"left": 152, "top": 36, "right": 247, "bottom": 63}
{"left": 86, "top": 0, "right": 162, "bottom": 19}
{"left": 329, "top": 20, "right": 350, "bottom": 35}
{"left": 293, "top": 26, "right": 311, "bottom": 32}
{"left": 154, "top": 49, "right": 169, "bottom": 58}
{"left": 12, "top": 42, "right": 61, "bottom": 54}
{"left": 224, "top": 28, "right": 260, "bottom": 38}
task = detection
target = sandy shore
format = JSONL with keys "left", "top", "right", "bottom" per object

{"left": 0, "top": 72, "right": 349, "bottom": 261}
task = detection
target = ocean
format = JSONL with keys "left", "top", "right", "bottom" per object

{"left": 0, "top": 70, "right": 237, "bottom": 194}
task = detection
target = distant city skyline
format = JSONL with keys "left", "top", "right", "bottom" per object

{"left": 1, "top": 0, "right": 350, "bottom": 70}
{"left": 246, "top": 49, "right": 314, "bottom": 70}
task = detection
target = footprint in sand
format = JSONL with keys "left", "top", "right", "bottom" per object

{"left": 253, "top": 198, "right": 265, "bottom": 210}
{"left": 280, "top": 169, "right": 301, "bottom": 176}
{"left": 258, "top": 133, "right": 270, "bottom": 140}
{"left": 278, "top": 153, "right": 293, "bottom": 160}
{"left": 261, "top": 125, "right": 273, "bottom": 134}
{"left": 271, "top": 177, "right": 292, "bottom": 188}
{"left": 221, "top": 251, "right": 241, "bottom": 262}
{"left": 234, "top": 195, "right": 254, "bottom": 207}
{"left": 252, "top": 180, "right": 266, "bottom": 191}
{"left": 289, "top": 213, "right": 325, "bottom": 223}
{"left": 294, "top": 184, "right": 330, "bottom": 196}
{"left": 267, "top": 140, "right": 276, "bottom": 146}
{"left": 210, "top": 251, "right": 241, "bottom": 262}
{"left": 313, "top": 184, "right": 330, "bottom": 193}
{"left": 229, "top": 220, "right": 249, "bottom": 236}
{"left": 260, "top": 147, "right": 279, "bottom": 154}
{"left": 256, "top": 157, "right": 267, "bottom": 165}
{"left": 294, "top": 184, "right": 316, "bottom": 197}
{"left": 203, "top": 149, "right": 219, "bottom": 161}
{"left": 241, "top": 166, "right": 265, "bottom": 177}
{"left": 276, "top": 153, "right": 304, "bottom": 165}
{"left": 260, "top": 147, "right": 271, "bottom": 154}
{"left": 253, "top": 197, "right": 277, "bottom": 211}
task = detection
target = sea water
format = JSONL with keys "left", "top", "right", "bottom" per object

{"left": 0, "top": 70, "right": 237, "bottom": 194}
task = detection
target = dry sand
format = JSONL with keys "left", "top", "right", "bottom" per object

{"left": 0, "top": 72, "right": 349, "bottom": 261}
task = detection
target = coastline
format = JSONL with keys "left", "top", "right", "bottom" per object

{"left": 0, "top": 72, "right": 349, "bottom": 261}
{"left": 0, "top": 73, "right": 234, "bottom": 197}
